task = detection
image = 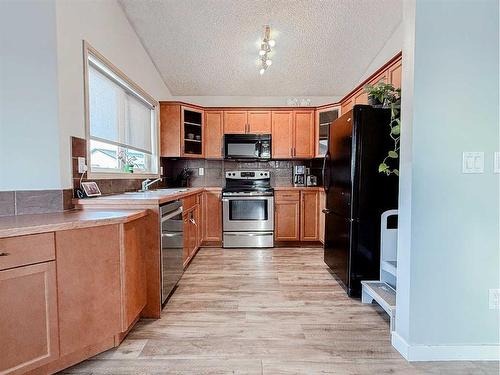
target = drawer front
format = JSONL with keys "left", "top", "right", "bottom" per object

{"left": 275, "top": 191, "right": 300, "bottom": 202}
{"left": 183, "top": 195, "right": 196, "bottom": 211}
{"left": 0, "top": 233, "right": 55, "bottom": 271}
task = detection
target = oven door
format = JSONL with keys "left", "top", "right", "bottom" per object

{"left": 222, "top": 196, "right": 274, "bottom": 232}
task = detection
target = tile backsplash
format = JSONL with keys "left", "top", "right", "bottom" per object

{"left": 0, "top": 189, "right": 74, "bottom": 217}
{"left": 161, "top": 158, "right": 323, "bottom": 188}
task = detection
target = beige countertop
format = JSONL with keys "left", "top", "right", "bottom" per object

{"left": 0, "top": 209, "right": 148, "bottom": 238}
{"left": 74, "top": 187, "right": 206, "bottom": 207}
{"left": 274, "top": 186, "right": 323, "bottom": 191}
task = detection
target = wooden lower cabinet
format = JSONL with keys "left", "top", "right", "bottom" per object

{"left": 301, "top": 191, "right": 319, "bottom": 241}
{"left": 275, "top": 190, "right": 320, "bottom": 242}
{"left": 319, "top": 190, "right": 326, "bottom": 243}
{"left": 202, "top": 190, "right": 222, "bottom": 243}
{"left": 0, "top": 262, "right": 59, "bottom": 375}
{"left": 55, "top": 225, "right": 122, "bottom": 357}
{"left": 183, "top": 195, "right": 202, "bottom": 267}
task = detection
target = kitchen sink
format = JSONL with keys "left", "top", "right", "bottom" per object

{"left": 123, "top": 188, "right": 189, "bottom": 195}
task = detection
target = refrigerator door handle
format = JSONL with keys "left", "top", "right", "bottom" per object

{"left": 322, "top": 208, "right": 332, "bottom": 214}
{"left": 322, "top": 150, "right": 331, "bottom": 193}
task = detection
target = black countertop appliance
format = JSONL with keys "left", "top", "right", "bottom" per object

{"left": 322, "top": 105, "right": 399, "bottom": 297}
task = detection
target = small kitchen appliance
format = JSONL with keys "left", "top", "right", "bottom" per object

{"left": 293, "top": 165, "right": 306, "bottom": 187}
{"left": 222, "top": 170, "right": 274, "bottom": 248}
{"left": 306, "top": 174, "right": 318, "bottom": 186}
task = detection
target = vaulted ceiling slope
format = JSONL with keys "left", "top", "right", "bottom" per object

{"left": 119, "top": 0, "right": 402, "bottom": 97}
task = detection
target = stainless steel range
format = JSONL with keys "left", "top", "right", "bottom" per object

{"left": 222, "top": 170, "right": 274, "bottom": 248}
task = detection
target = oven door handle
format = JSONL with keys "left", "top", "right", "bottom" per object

{"left": 222, "top": 196, "right": 273, "bottom": 201}
{"left": 224, "top": 232, "right": 274, "bottom": 236}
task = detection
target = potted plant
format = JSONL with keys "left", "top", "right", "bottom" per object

{"left": 117, "top": 151, "right": 137, "bottom": 173}
{"left": 364, "top": 81, "right": 400, "bottom": 108}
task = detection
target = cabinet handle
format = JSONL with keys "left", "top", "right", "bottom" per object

{"left": 190, "top": 218, "right": 197, "bottom": 226}
{"left": 290, "top": 147, "right": 293, "bottom": 157}
{"left": 0, "top": 252, "right": 10, "bottom": 256}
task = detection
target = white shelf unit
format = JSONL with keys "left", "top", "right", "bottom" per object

{"left": 361, "top": 209, "right": 398, "bottom": 331}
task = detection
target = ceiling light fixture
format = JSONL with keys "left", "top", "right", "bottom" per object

{"left": 258, "top": 25, "right": 275, "bottom": 75}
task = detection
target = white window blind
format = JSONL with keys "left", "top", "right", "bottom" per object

{"left": 88, "top": 54, "right": 155, "bottom": 155}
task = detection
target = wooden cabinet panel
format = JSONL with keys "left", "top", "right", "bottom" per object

{"left": 275, "top": 200, "right": 300, "bottom": 241}
{"left": 0, "top": 232, "right": 55, "bottom": 271}
{"left": 202, "top": 190, "right": 222, "bottom": 242}
{"left": 388, "top": 59, "right": 402, "bottom": 89}
{"left": 0, "top": 262, "right": 59, "bottom": 374}
{"left": 341, "top": 98, "right": 354, "bottom": 114}
{"left": 248, "top": 110, "right": 271, "bottom": 134}
{"left": 319, "top": 190, "right": 326, "bottom": 243}
{"left": 223, "top": 111, "right": 247, "bottom": 134}
{"left": 205, "top": 111, "right": 223, "bottom": 159}
{"left": 293, "top": 110, "right": 315, "bottom": 158}
{"left": 271, "top": 111, "right": 294, "bottom": 159}
{"left": 55, "top": 225, "right": 121, "bottom": 357}
{"left": 301, "top": 191, "right": 319, "bottom": 241}
{"left": 353, "top": 88, "right": 368, "bottom": 106}
{"left": 275, "top": 190, "right": 300, "bottom": 201}
{"left": 181, "top": 106, "right": 204, "bottom": 158}
{"left": 160, "top": 103, "right": 181, "bottom": 157}
{"left": 122, "top": 219, "right": 147, "bottom": 332}
{"left": 183, "top": 214, "right": 191, "bottom": 265}
{"left": 194, "top": 203, "right": 202, "bottom": 250}
{"left": 370, "top": 68, "right": 389, "bottom": 86}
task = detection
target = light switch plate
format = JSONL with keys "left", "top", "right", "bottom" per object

{"left": 160, "top": 166, "right": 164, "bottom": 175}
{"left": 77, "top": 157, "right": 87, "bottom": 174}
{"left": 489, "top": 289, "right": 500, "bottom": 310}
{"left": 462, "top": 152, "right": 484, "bottom": 173}
{"left": 198, "top": 167, "right": 204, "bottom": 176}
{"left": 494, "top": 152, "right": 500, "bottom": 173}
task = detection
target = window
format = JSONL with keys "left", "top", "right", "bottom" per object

{"left": 84, "top": 43, "right": 159, "bottom": 177}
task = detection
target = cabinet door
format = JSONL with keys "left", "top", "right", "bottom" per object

{"left": 195, "top": 203, "right": 202, "bottom": 250}
{"left": 275, "top": 200, "right": 300, "bottom": 241}
{"left": 0, "top": 262, "right": 59, "bottom": 374}
{"left": 122, "top": 219, "right": 147, "bottom": 332}
{"left": 248, "top": 110, "right": 271, "bottom": 134}
{"left": 353, "top": 88, "right": 368, "bottom": 105}
{"left": 205, "top": 111, "right": 223, "bottom": 159}
{"left": 183, "top": 214, "right": 190, "bottom": 266}
{"left": 370, "top": 69, "right": 389, "bottom": 86}
{"left": 341, "top": 98, "right": 354, "bottom": 114}
{"left": 223, "top": 111, "right": 247, "bottom": 134}
{"left": 293, "top": 110, "right": 315, "bottom": 158}
{"left": 388, "top": 59, "right": 402, "bottom": 89}
{"left": 181, "top": 106, "right": 204, "bottom": 158}
{"left": 160, "top": 103, "right": 181, "bottom": 157}
{"left": 202, "top": 190, "right": 222, "bottom": 242}
{"left": 56, "top": 225, "right": 121, "bottom": 357}
{"left": 271, "top": 111, "right": 294, "bottom": 159}
{"left": 301, "top": 191, "right": 319, "bottom": 241}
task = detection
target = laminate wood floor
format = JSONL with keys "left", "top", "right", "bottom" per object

{"left": 62, "top": 247, "right": 499, "bottom": 375}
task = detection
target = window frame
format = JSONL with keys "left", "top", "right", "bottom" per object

{"left": 83, "top": 40, "right": 160, "bottom": 180}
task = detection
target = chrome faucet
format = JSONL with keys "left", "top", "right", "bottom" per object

{"left": 141, "top": 177, "right": 162, "bottom": 191}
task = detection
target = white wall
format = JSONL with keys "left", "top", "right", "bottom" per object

{"left": 171, "top": 96, "right": 342, "bottom": 107}
{"left": 356, "top": 21, "right": 403, "bottom": 86}
{"left": 394, "top": 0, "right": 499, "bottom": 360}
{"left": 0, "top": 1, "right": 62, "bottom": 190}
{"left": 55, "top": 0, "right": 172, "bottom": 189}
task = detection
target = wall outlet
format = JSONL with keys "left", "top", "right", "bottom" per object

{"left": 462, "top": 152, "right": 484, "bottom": 173}
{"left": 198, "top": 167, "right": 204, "bottom": 176}
{"left": 77, "top": 157, "right": 87, "bottom": 174}
{"left": 494, "top": 152, "right": 500, "bottom": 173}
{"left": 489, "top": 289, "right": 500, "bottom": 310}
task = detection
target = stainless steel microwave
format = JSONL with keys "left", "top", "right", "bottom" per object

{"left": 223, "top": 134, "right": 271, "bottom": 160}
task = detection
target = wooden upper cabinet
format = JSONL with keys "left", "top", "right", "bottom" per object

{"left": 293, "top": 110, "right": 315, "bottom": 158}
{"left": 353, "top": 88, "right": 368, "bottom": 106}
{"left": 181, "top": 106, "right": 204, "bottom": 158}
{"left": 223, "top": 111, "right": 247, "bottom": 134}
{"left": 247, "top": 110, "right": 271, "bottom": 134}
{"left": 205, "top": 111, "right": 223, "bottom": 159}
{"left": 388, "top": 58, "right": 402, "bottom": 89}
{"left": 0, "top": 262, "right": 59, "bottom": 374}
{"left": 271, "top": 110, "right": 294, "bottom": 159}
{"left": 301, "top": 191, "right": 319, "bottom": 241}
{"left": 160, "top": 103, "right": 181, "bottom": 157}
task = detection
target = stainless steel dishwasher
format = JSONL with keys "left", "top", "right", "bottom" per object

{"left": 160, "top": 201, "right": 184, "bottom": 305}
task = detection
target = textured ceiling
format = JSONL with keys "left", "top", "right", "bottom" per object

{"left": 119, "top": 0, "right": 402, "bottom": 97}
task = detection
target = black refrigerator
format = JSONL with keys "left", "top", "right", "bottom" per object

{"left": 322, "top": 105, "right": 399, "bottom": 297}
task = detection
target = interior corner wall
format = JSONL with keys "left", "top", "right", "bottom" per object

{"left": 169, "top": 96, "right": 342, "bottom": 107}
{"left": 0, "top": 0, "right": 62, "bottom": 191}
{"left": 395, "top": 0, "right": 499, "bottom": 360}
{"left": 55, "top": 0, "right": 173, "bottom": 189}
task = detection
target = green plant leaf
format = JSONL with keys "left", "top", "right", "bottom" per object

{"left": 378, "top": 163, "right": 389, "bottom": 172}
{"left": 388, "top": 151, "right": 398, "bottom": 158}
{"left": 393, "top": 169, "right": 399, "bottom": 176}
{"left": 391, "top": 125, "right": 400, "bottom": 135}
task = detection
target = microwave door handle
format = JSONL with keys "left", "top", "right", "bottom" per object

{"left": 256, "top": 141, "right": 261, "bottom": 157}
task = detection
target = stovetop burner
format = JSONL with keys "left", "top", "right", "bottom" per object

{"left": 223, "top": 170, "right": 273, "bottom": 196}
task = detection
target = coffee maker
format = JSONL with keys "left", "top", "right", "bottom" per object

{"left": 293, "top": 165, "right": 306, "bottom": 187}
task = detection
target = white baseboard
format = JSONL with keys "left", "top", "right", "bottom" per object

{"left": 391, "top": 332, "right": 500, "bottom": 361}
